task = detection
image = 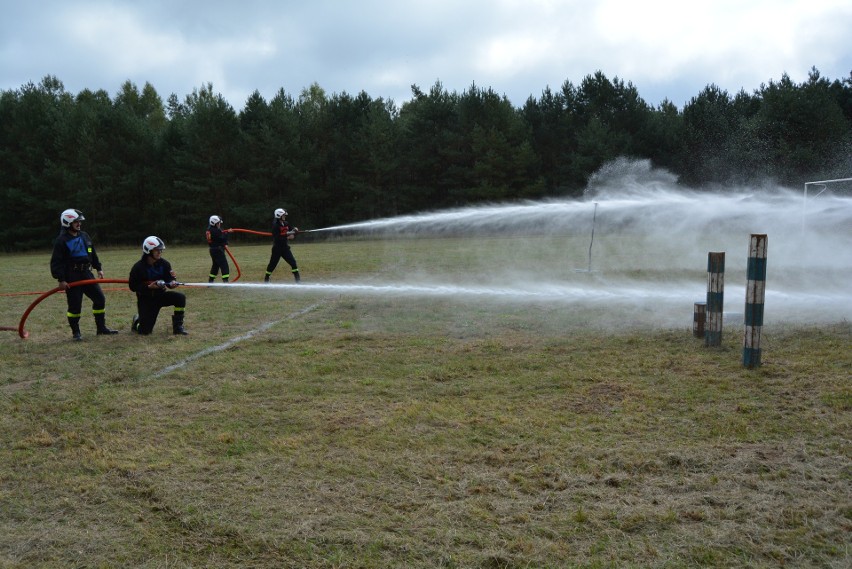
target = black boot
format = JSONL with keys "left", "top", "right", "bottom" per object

{"left": 95, "top": 313, "right": 118, "bottom": 335}
{"left": 208, "top": 277, "right": 214, "bottom": 283}
{"left": 172, "top": 313, "right": 188, "bottom": 335}
{"left": 223, "top": 276, "right": 229, "bottom": 283}
{"left": 293, "top": 270, "right": 301, "bottom": 283}
{"left": 131, "top": 314, "right": 140, "bottom": 334}
{"left": 264, "top": 274, "right": 270, "bottom": 282}
{"left": 68, "top": 316, "right": 82, "bottom": 341}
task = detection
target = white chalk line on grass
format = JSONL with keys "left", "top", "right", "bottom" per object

{"left": 150, "top": 303, "right": 322, "bottom": 379}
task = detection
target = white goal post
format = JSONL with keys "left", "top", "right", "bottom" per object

{"left": 802, "top": 177, "right": 852, "bottom": 232}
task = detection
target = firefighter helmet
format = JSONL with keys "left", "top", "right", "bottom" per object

{"left": 274, "top": 208, "right": 287, "bottom": 219}
{"left": 209, "top": 215, "right": 222, "bottom": 226}
{"left": 60, "top": 209, "right": 85, "bottom": 227}
{"left": 142, "top": 236, "right": 166, "bottom": 255}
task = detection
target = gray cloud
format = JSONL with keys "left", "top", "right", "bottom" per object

{"left": 2, "top": 0, "right": 850, "bottom": 110}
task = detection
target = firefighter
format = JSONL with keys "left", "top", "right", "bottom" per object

{"left": 264, "top": 208, "right": 300, "bottom": 282}
{"left": 49, "top": 208, "right": 118, "bottom": 340}
{"left": 128, "top": 236, "right": 188, "bottom": 335}
{"left": 205, "top": 215, "right": 230, "bottom": 283}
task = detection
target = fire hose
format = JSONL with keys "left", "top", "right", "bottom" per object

{"left": 14, "top": 278, "right": 128, "bottom": 339}
{"left": 222, "top": 228, "right": 272, "bottom": 283}
{"left": 227, "top": 228, "right": 317, "bottom": 237}
{"left": 222, "top": 228, "right": 309, "bottom": 282}
{"left": 12, "top": 279, "right": 197, "bottom": 339}
{"left": 224, "top": 245, "right": 241, "bottom": 282}
{"left": 227, "top": 228, "right": 272, "bottom": 237}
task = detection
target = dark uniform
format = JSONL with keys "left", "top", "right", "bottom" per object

{"left": 128, "top": 254, "right": 187, "bottom": 335}
{"left": 49, "top": 227, "right": 114, "bottom": 339}
{"left": 206, "top": 224, "right": 230, "bottom": 282}
{"left": 265, "top": 217, "right": 300, "bottom": 282}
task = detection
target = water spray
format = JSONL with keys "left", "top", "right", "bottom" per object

{"left": 192, "top": 280, "right": 708, "bottom": 304}
{"left": 7, "top": 165, "right": 852, "bottom": 338}
{"left": 174, "top": 280, "right": 851, "bottom": 320}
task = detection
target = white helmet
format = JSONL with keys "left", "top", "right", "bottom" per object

{"left": 142, "top": 235, "right": 166, "bottom": 254}
{"left": 60, "top": 208, "right": 85, "bottom": 227}
{"left": 209, "top": 215, "right": 222, "bottom": 226}
{"left": 274, "top": 208, "right": 287, "bottom": 219}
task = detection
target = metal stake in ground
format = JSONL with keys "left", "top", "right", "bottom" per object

{"left": 574, "top": 202, "right": 598, "bottom": 273}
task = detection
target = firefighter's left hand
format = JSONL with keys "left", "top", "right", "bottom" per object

{"left": 97, "top": 270, "right": 104, "bottom": 279}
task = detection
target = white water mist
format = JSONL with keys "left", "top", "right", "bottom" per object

{"left": 262, "top": 159, "right": 852, "bottom": 325}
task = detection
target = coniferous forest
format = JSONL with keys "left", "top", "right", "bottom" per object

{"left": 1, "top": 67, "right": 850, "bottom": 251}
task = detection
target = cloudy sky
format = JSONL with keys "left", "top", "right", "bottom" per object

{"left": 2, "top": 0, "right": 850, "bottom": 111}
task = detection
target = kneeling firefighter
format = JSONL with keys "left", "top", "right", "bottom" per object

{"left": 128, "top": 236, "right": 188, "bottom": 335}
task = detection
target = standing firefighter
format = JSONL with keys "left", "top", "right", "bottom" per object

{"left": 129, "top": 236, "right": 188, "bottom": 335}
{"left": 49, "top": 208, "right": 118, "bottom": 340}
{"left": 206, "top": 215, "right": 230, "bottom": 283}
{"left": 264, "top": 208, "right": 300, "bottom": 282}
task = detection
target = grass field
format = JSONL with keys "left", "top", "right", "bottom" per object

{"left": 1, "top": 235, "right": 850, "bottom": 568}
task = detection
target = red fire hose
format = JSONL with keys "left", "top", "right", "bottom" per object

{"left": 223, "top": 229, "right": 272, "bottom": 283}
{"left": 224, "top": 245, "right": 241, "bottom": 282}
{"left": 15, "top": 279, "right": 128, "bottom": 339}
{"left": 227, "top": 228, "right": 272, "bottom": 238}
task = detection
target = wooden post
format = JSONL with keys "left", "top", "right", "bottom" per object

{"left": 743, "top": 234, "right": 768, "bottom": 368}
{"left": 705, "top": 252, "right": 725, "bottom": 347}
{"left": 693, "top": 302, "right": 706, "bottom": 338}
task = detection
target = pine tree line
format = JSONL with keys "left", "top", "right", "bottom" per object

{"left": 1, "top": 68, "right": 850, "bottom": 251}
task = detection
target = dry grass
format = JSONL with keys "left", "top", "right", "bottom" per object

{"left": 0, "top": 237, "right": 850, "bottom": 568}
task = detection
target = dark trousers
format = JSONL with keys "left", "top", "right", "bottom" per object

{"left": 136, "top": 291, "right": 186, "bottom": 334}
{"left": 266, "top": 244, "right": 298, "bottom": 273}
{"left": 208, "top": 247, "right": 230, "bottom": 279}
{"left": 65, "top": 270, "right": 105, "bottom": 316}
